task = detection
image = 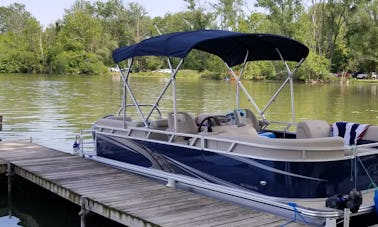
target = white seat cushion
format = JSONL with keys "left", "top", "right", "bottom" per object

{"left": 297, "top": 120, "right": 330, "bottom": 139}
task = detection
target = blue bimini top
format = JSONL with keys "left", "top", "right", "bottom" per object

{"left": 112, "top": 30, "right": 309, "bottom": 67}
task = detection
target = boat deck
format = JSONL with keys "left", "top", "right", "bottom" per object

{"left": 0, "top": 141, "right": 304, "bottom": 227}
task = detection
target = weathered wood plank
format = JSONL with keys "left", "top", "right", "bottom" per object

{"left": 161, "top": 207, "right": 263, "bottom": 227}
{"left": 0, "top": 141, "right": 293, "bottom": 227}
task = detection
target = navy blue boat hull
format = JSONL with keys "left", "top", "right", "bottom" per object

{"left": 96, "top": 134, "right": 378, "bottom": 198}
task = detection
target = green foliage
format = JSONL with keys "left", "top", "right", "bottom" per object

{"left": 0, "top": 0, "right": 376, "bottom": 79}
{"left": 200, "top": 70, "right": 223, "bottom": 80}
{"left": 297, "top": 51, "right": 330, "bottom": 81}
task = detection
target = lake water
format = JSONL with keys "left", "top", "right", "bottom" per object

{"left": 0, "top": 73, "right": 377, "bottom": 226}
{"left": 1, "top": 74, "right": 377, "bottom": 153}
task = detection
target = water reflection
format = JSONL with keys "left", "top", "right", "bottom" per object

{"left": 0, "top": 74, "right": 377, "bottom": 152}
{"left": 0, "top": 216, "right": 23, "bottom": 227}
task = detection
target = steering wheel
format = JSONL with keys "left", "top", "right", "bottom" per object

{"left": 198, "top": 116, "right": 219, "bottom": 132}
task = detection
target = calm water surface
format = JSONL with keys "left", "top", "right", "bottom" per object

{"left": 0, "top": 73, "right": 378, "bottom": 226}
{"left": 1, "top": 74, "right": 377, "bottom": 152}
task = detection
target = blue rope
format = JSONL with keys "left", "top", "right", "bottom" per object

{"left": 280, "top": 202, "right": 321, "bottom": 227}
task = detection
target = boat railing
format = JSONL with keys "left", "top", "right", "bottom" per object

{"left": 93, "top": 124, "right": 346, "bottom": 161}
{"left": 73, "top": 129, "right": 96, "bottom": 156}
{"left": 263, "top": 120, "right": 296, "bottom": 133}
{"left": 117, "top": 104, "right": 163, "bottom": 119}
{"left": 354, "top": 142, "right": 378, "bottom": 155}
{"left": 356, "top": 142, "right": 378, "bottom": 149}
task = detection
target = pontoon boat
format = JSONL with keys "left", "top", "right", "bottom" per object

{"left": 76, "top": 31, "right": 378, "bottom": 221}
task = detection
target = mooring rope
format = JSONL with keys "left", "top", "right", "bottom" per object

{"left": 280, "top": 202, "right": 322, "bottom": 227}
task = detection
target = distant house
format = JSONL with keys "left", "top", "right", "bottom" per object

{"left": 109, "top": 67, "right": 119, "bottom": 72}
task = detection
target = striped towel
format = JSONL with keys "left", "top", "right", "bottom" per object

{"left": 332, "top": 122, "right": 369, "bottom": 145}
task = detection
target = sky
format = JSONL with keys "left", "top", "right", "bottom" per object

{"left": 0, "top": 0, "right": 189, "bottom": 26}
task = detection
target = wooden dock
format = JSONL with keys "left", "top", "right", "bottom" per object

{"left": 0, "top": 141, "right": 302, "bottom": 227}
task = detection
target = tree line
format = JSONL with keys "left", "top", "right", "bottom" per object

{"left": 0, "top": 0, "right": 377, "bottom": 81}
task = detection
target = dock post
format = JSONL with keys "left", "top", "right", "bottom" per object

{"left": 6, "top": 162, "right": 13, "bottom": 217}
{"left": 325, "top": 218, "right": 336, "bottom": 227}
{"left": 343, "top": 208, "right": 350, "bottom": 227}
{"left": 79, "top": 197, "right": 90, "bottom": 227}
{"left": 166, "top": 178, "right": 176, "bottom": 188}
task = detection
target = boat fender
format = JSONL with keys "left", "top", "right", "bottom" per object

{"left": 325, "top": 194, "right": 347, "bottom": 210}
{"left": 325, "top": 189, "right": 362, "bottom": 213}
{"left": 72, "top": 140, "right": 80, "bottom": 155}
{"left": 346, "top": 188, "right": 362, "bottom": 213}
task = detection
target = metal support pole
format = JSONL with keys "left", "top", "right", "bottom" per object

{"left": 6, "top": 162, "right": 13, "bottom": 218}
{"left": 79, "top": 197, "right": 90, "bottom": 227}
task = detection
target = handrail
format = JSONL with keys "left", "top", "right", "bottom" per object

{"left": 74, "top": 129, "right": 96, "bottom": 156}
{"left": 356, "top": 142, "right": 378, "bottom": 149}
{"left": 91, "top": 124, "right": 351, "bottom": 164}
{"left": 96, "top": 125, "right": 345, "bottom": 152}
{"left": 117, "top": 104, "right": 162, "bottom": 119}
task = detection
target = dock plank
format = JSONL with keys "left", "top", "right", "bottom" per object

{"left": 0, "top": 141, "right": 298, "bottom": 227}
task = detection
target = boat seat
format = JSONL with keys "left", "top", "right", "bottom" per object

{"left": 148, "top": 119, "right": 169, "bottom": 141}
{"left": 296, "top": 120, "right": 331, "bottom": 139}
{"left": 361, "top": 126, "right": 378, "bottom": 141}
{"left": 214, "top": 125, "right": 258, "bottom": 137}
{"left": 149, "top": 119, "right": 168, "bottom": 129}
{"left": 234, "top": 109, "right": 261, "bottom": 132}
{"left": 167, "top": 112, "right": 198, "bottom": 134}
{"left": 104, "top": 115, "right": 132, "bottom": 121}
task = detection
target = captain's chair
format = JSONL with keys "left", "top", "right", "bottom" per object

{"left": 167, "top": 112, "right": 198, "bottom": 134}
{"left": 234, "top": 109, "right": 261, "bottom": 132}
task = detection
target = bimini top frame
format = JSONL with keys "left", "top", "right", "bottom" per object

{"left": 112, "top": 30, "right": 309, "bottom": 131}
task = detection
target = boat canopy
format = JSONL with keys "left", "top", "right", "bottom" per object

{"left": 112, "top": 30, "right": 309, "bottom": 66}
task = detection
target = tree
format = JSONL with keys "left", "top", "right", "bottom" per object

{"left": 213, "top": 0, "right": 245, "bottom": 31}
{"left": 346, "top": 0, "right": 378, "bottom": 72}
{"left": 184, "top": 0, "right": 215, "bottom": 30}
{"left": 49, "top": 0, "right": 109, "bottom": 74}
{"left": 94, "top": 0, "right": 129, "bottom": 47}
{"left": 0, "top": 3, "right": 43, "bottom": 73}
{"left": 255, "top": 0, "right": 304, "bottom": 37}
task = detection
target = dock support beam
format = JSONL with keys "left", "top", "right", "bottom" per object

{"left": 6, "top": 162, "right": 13, "bottom": 217}
{"left": 79, "top": 197, "right": 90, "bottom": 227}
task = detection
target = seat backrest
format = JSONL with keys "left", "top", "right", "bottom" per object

{"left": 361, "top": 126, "right": 378, "bottom": 141}
{"left": 167, "top": 112, "right": 198, "bottom": 134}
{"left": 296, "top": 120, "right": 330, "bottom": 139}
{"left": 234, "top": 109, "right": 261, "bottom": 132}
